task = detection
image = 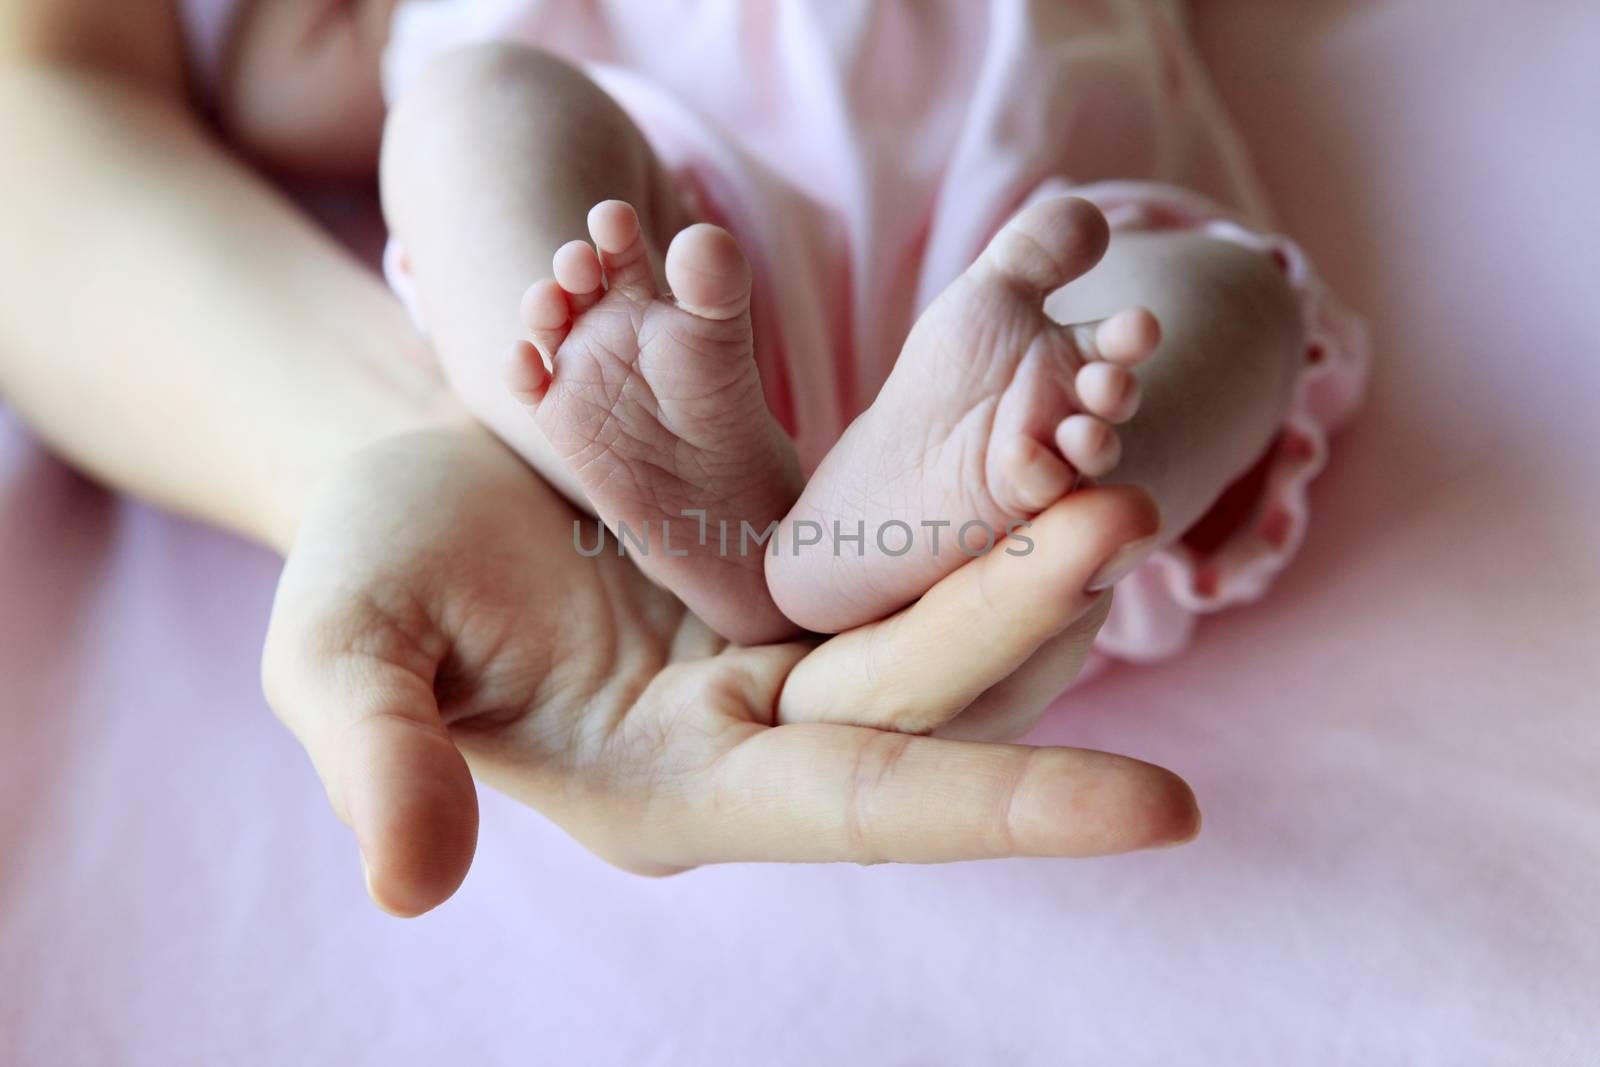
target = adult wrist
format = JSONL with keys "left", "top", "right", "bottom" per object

{"left": 257, "top": 366, "right": 476, "bottom": 556}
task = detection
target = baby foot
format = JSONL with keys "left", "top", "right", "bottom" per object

{"left": 506, "top": 200, "right": 801, "bottom": 645}
{"left": 766, "top": 197, "right": 1160, "bottom": 633}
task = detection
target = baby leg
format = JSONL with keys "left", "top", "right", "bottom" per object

{"left": 381, "top": 45, "right": 800, "bottom": 644}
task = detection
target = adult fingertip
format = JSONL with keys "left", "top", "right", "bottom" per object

{"left": 1097, "top": 482, "right": 1163, "bottom": 543}
{"left": 347, "top": 725, "right": 481, "bottom": 918}
{"left": 1138, "top": 766, "right": 1202, "bottom": 850}
{"left": 1074, "top": 486, "right": 1162, "bottom": 592}
{"left": 1088, "top": 756, "right": 1200, "bottom": 853}
{"left": 1019, "top": 749, "right": 1199, "bottom": 858}
{"left": 361, "top": 854, "right": 421, "bottom": 918}
{"left": 368, "top": 801, "right": 479, "bottom": 918}
{"left": 358, "top": 808, "right": 478, "bottom": 918}
{"left": 1028, "top": 484, "right": 1161, "bottom": 556}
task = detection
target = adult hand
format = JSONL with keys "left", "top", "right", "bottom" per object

{"left": 262, "top": 425, "right": 1194, "bottom": 916}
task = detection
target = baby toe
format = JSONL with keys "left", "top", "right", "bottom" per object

{"left": 503, "top": 340, "right": 551, "bottom": 405}
{"left": 518, "top": 279, "right": 572, "bottom": 361}
{"left": 1088, "top": 306, "right": 1161, "bottom": 366}
{"left": 552, "top": 239, "right": 603, "bottom": 312}
{"left": 996, "top": 435, "right": 1078, "bottom": 514}
{"left": 586, "top": 199, "right": 656, "bottom": 297}
{"left": 978, "top": 196, "right": 1110, "bottom": 296}
{"left": 665, "top": 223, "right": 752, "bottom": 321}
{"left": 1055, "top": 414, "right": 1122, "bottom": 479}
{"left": 520, "top": 277, "right": 569, "bottom": 330}
{"left": 1075, "top": 361, "right": 1141, "bottom": 424}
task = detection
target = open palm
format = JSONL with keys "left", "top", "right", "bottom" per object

{"left": 263, "top": 426, "right": 1194, "bottom": 915}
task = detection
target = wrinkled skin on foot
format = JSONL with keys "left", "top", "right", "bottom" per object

{"left": 769, "top": 197, "right": 1162, "bottom": 633}
{"left": 506, "top": 200, "right": 801, "bottom": 645}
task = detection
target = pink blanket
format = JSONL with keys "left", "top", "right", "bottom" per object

{"left": 3, "top": 2, "right": 1597, "bottom": 1061}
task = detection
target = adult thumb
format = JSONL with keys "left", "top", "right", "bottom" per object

{"left": 262, "top": 638, "right": 479, "bottom": 917}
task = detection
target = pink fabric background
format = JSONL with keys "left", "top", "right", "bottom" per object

{"left": 3, "top": 3, "right": 1597, "bottom": 1062}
